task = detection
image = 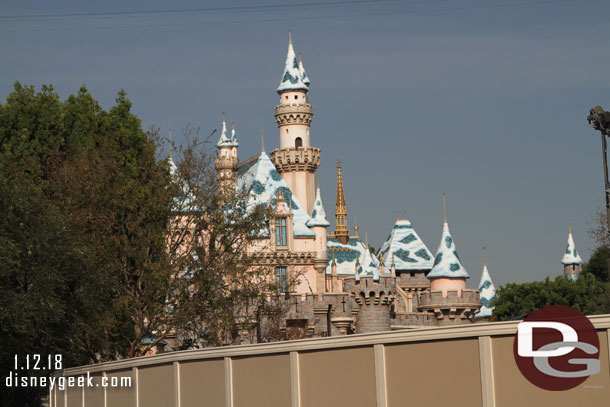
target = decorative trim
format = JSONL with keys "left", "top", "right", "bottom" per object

{"left": 56, "top": 315, "right": 610, "bottom": 376}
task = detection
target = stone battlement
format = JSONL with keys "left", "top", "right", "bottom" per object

{"left": 274, "top": 103, "right": 313, "bottom": 126}
{"left": 417, "top": 289, "right": 481, "bottom": 326}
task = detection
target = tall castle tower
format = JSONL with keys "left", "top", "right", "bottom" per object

{"left": 270, "top": 31, "right": 320, "bottom": 214}
{"left": 214, "top": 113, "right": 239, "bottom": 194}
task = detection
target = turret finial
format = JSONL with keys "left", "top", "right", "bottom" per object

{"left": 404, "top": 209, "right": 407, "bottom": 220}
{"left": 168, "top": 126, "right": 172, "bottom": 159}
{"left": 442, "top": 192, "right": 447, "bottom": 223}
{"left": 365, "top": 227, "right": 369, "bottom": 248}
{"left": 288, "top": 28, "right": 292, "bottom": 45}
{"left": 260, "top": 130, "right": 265, "bottom": 153}
{"left": 395, "top": 209, "right": 399, "bottom": 220}
{"left": 483, "top": 246, "right": 487, "bottom": 268}
{"left": 569, "top": 221, "right": 572, "bottom": 235}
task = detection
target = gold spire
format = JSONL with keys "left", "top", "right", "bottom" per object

{"left": 335, "top": 156, "right": 349, "bottom": 244}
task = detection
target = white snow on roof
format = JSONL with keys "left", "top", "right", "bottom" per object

{"left": 427, "top": 222, "right": 470, "bottom": 279}
{"left": 379, "top": 218, "right": 434, "bottom": 271}
{"left": 326, "top": 237, "right": 386, "bottom": 280}
{"left": 561, "top": 230, "right": 583, "bottom": 265}
{"left": 298, "top": 53, "right": 311, "bottom": 87}
{"left": 277, "top": 35, "right": 309, "bottom": 93}
{"left": 306, "top": 187, "right": 330, "bottom": 228}
{"left": 235, "top": 152, "right": 314, "bottom": 237}
{"left": 475, "top": 265, "right": 496, "bottom": 318}
{"left": 217, "top": 119, "right": 238, "bottom": 148}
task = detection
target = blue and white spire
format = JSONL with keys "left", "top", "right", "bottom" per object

{"left": 277, "top": 30, "right": 309, "bottom": 93}
{"left": 379, "top": 216, "right": 434, "bottom": 271}
{"left": 561, "top": 224, "right": 583, "bottom": 265}
{"left": 427, "top": 195, "right": 470, "bottom": 279}
{"left": 355, "top": 243, "right": 383, "bottom": 281}
{"left": 475, "top": 248, "right": 496, "bottom": 319}
{"left": 306, "top": 185, "right": 330, "bottom": 228}
{"left": 216, "top": 113, "right": 238, "bottom": 148}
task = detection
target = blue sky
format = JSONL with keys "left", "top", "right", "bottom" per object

{"left": 2, "top": 0, "right": 610, "bottom": 287}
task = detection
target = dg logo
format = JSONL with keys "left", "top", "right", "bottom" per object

{"left": 513, "top": 305, "right": 601, "bottom": 391}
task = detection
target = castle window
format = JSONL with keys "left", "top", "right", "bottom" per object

{"left": 294, "top": 95, "right": 298, "bottom": 100}
{"left": 275, "top": 266, "right": 288, "bottom": 292}
{"left": 295, "top": 137, "right": 303, "bottom": 148}
{"left": 276, "top": 218, "right": 287, "bottom": 247}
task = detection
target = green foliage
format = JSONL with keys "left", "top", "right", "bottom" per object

{"left": 582, "top": 246, "right": 610, "bottom": 282}
{"left": 0, "top": 83, "right": 274, "bottom": 405}
{"left": 491, "top": 274, "right": 610, "bottom": 321}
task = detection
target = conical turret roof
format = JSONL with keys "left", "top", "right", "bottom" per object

{"left": 277, "top": 31, "right": 309, "bottom": 93}
{"left": 217, "top": 115, "right": 238, "bottom": 148}
{"left": 379, "top": 218, "right": 434, "bottom": 270}
{"left": 427, "top": 221, "right": 470, "bottom": 279}
{"left": 561, "top": 226, "right": 583, "bottom": 265}
{"left": 475, "top": 263, "right": 496, "bottom": 318}
{"left": 355, "top": 244, "right": 384, "bottom": 281}
{"left": 306, "top": 187, "right": 330, "bottom": 227}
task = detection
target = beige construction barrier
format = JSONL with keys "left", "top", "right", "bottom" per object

{"left": 52, "top": 315, "right": 610, "bottom": 407}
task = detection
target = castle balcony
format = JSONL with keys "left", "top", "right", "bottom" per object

{"left": 270, "top": 147, "right": 320, "bottom": 173}
{"left": 274, "top": 103, "right": 313, "bottom": 126}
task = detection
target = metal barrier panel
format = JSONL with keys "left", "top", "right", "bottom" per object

{"left": 139, "top": 363, "right": 176, "bottom": 406}
{"left": 491, "top": 331, "right": 610, "bottom": 406}
{"left": 232, "top": 354, "right": 292, "bottom": 407}
{"left": 299, "top": 346, "right": 376, "bottom": 407}
{"left": 385, "top": 339, "right": 483, "bottom": 406}
{"left": 83, "top": 373, "right": 104, "bottom": 407}
{"left": 54, "top": 316, "right": 610, "bottom": 407}
{"left": 180, "top": 359, "right": 225, "bottom": 407}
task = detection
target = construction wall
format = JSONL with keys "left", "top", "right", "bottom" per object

{"left": 52, "top": 315, "right": 610, "bottom": 407}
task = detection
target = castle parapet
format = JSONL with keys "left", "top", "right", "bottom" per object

{"left": 417, "top": 289, "right": 480, "bottom": 326}
{"left": 270, "top": 147, "right": 321, "bottom": 173}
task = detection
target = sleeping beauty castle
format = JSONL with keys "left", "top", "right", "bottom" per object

{"left": 208, "top": 32, "right": 581, "bottom": 342}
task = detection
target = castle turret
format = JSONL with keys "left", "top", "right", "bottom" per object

{"left": 306, "top": 179, "right": 330, "bottom": 292}
{"left": 561, "top": 224, "right": 583, "bottom": 280}
{"left": 475, "top": 248, "right": 497, "bottom": 321}
{"left": 270, "top": 31, "right": 320, "bottom": 214}
{"left": 214, "top": 113, "right": 239, "bottom": 194}
{"left": 419, "top": 194, "right": 479, "bottom": 325}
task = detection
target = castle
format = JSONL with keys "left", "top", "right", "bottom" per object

{"left": 208, "top": 32, "right": 584, "bottom": 342}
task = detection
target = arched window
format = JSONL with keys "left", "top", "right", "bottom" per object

{"left": 295, "top": 137, "right": 303, "bottom": 149}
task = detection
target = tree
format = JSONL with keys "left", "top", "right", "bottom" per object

{"left": 491, "top": 274, "right": 609, "bottom": 321}
{"left": 582, "top": 246, "right": 610, "bottom": 283}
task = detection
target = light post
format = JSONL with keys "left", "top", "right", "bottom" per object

{"left": 588, "top": 106, "right": 610, "bottom": 232}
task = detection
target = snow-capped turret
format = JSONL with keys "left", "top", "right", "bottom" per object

{"left": 427, "top": 194, "right": 470, "bottom": 297}
{"left": 306, "top": 185, "right": 330, "bottom": 228}
{"left": 216, "top": 114, "right": 238, "bottom": 148}
{"left": 562, "top": 224, "right": 583, "bottom": 280}
{"left": 277, "top": 30, "right": 309, "bottom": 93}
{"left": 475, "top": 248, "right": 496, "bottom": 319}
{"left": 214, "top": 113, "right": 239, "bottom": 193}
